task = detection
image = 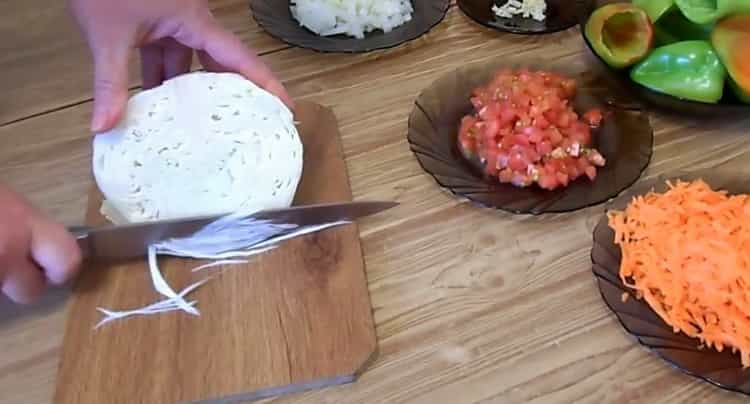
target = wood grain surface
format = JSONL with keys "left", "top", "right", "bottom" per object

{"left": 2, "top": 1, "right": 750, "bottom": 403}
{"left": 54, "top": 102, "right": 377, "bottom": 404}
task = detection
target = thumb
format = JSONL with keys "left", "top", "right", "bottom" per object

{"left": 90, "top": 43, "right": 131, "bottom": 133}
{"left": 177, "top": 16, "right": 294, "bottom": 110}
{"left": 29, "top": 214, "right": 83, "bottom": 286}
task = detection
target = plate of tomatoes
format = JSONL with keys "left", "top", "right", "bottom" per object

{"left": 407, "top": 56, "right": 654, "bottom": 214}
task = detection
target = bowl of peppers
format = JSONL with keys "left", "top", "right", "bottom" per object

{"left": 580, "top": 0, "right": 750, "bottom": 115}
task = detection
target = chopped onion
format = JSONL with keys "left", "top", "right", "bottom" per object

{"left": 290, "top": 0, "right": 414, "bottom": 39}
{"left": 492, "top": 0, "right": 547, "bottom": 22}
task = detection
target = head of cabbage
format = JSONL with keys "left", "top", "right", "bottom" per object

{"left": 92, "top": 72, "right": 303, "bottom": 225}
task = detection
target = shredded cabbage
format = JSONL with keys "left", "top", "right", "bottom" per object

{"left": 94, "top": 214, "right": 351, "bottom": 328}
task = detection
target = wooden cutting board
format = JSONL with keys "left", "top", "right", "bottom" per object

{"left": 54, "top": 102, "right": 378, "bottom": 404}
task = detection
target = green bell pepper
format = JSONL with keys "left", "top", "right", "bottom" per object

{"left": 633, "top": 0, "right": 675, "bottom": 22}
{"left": 653, "top": 8, "right": 714, "bottom": 46}
{"left": 584, "top": 3, "right": 655, "bottom": 69}
{"left": 630, "top": 40, "right": 727, "bottom": 103}
{"left": 674, "top": 0, "right": 750, "bottom": 25}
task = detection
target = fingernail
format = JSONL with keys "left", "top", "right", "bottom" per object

{"left": 91, "top": 110, "right": 107, "bottom": 133}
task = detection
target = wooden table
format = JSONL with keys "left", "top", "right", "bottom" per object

{"left": 1, "top": 1, "right": 750, "bottom": 403}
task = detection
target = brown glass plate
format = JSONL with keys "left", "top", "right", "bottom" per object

{"left": 407, "top": 56, "right": 653, "bottom": 215}
{"left": 250, "top": 0, "right": 450, "bottom": 53}
{"left": 580, "top": 0, "right": 750, "bottom": 116}
{"left": 591, "top": 170, "right": 750, "bottom": 395}
{"left": 458, "top": 0, "right": 594, "bottom": 35}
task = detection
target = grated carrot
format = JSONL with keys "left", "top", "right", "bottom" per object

{"left": 608, "top": 179, "right": 750, "bottom": 367}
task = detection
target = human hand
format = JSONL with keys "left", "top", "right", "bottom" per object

{"left": 0, "top": 185, "right": 82, "bottom": 304}
{"left": 68, "top": 0, "right": 293, "bottom": 133}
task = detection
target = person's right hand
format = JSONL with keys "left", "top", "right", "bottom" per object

{"left": 68, "top": 0, "right": 293, "bottom": 134}
{"left": 0, "top": 185, "right": 82, "bottom": 304}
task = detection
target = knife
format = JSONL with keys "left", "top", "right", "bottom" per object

{"left": 69, "top": 201, "right": 398, "bottom": 262}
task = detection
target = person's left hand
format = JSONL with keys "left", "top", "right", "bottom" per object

{"left": 68, "top": 0, "right": 293, "bottom": 133}
{"left": 0, "top": 184, "right": 82, "bottom": 304}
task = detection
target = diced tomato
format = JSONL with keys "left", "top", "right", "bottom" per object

{"left": 556, "top": 111, "right": 573, "bottom": 128}
{"left": 511, "top": 173, "right": 529, "bottom": 187}
{"left": 500, "top": 135, "right": 515, "bottom": 150}
{"left": 459, "top": 116, "right": 477, "bottom": 139}
{"left": 566, "top": 122, "right": 591, "bottom": 145}
{"left": 483, "top": 147, "right": 500, "bottom": 175}
{"left": 518, "top": 69, "right": 532, "bottom": 83}
{"left": 543, "top": 108, "right": 557, "bottom": 122}
{"left": 583, "top": 108, "right": 603, "bottom": 128}
{"left": 537, "top": 140, "right": 553, "bottom": 156}
{"left": 560, "top": 79, "right": 577, "bottom": 98}
{"left": 559, "top": 115, "right": 573, "bottom": 131}
{"left": 547, "top": 128, "right": 563, "bottom": 145}
{"left": 498, "top": 127, "right": 513, "bottom": 138}
{"left": 534, "top": 115, "right": 550, "bottom": 129}
{"left": 549, "top": 163, "right": 562, "bottom": 173}
{"left": 479, "top": 104, "right": 501, "bottom": 120}
{"left": 508, "top": 151, "right": 528, "bottom": 172}
{"left": 525, "top": 147, "right": 540, "bottom": 163}
{"left": 576, "top": 156, "right": 591, "bottom": 173}
{"left": 459, "top": 138, "right": 475, "bottom": 153}
{"left": 538, "top": 174, "right": 558, "bottom": 190}
{"left": 523, "top": 126, "right": 544, "bottom": 143}
{"left": 513, "top": 133, "right": 531, "bottom": 147}
{"left": 498, "top": 168, "right": 514, "bottom": 183}
{"left": 455, "top": 68, "right": 607, "bottom": 190}
{"left": 498, "top": 106, "right": 517, "bottom": 126}
{"left": 585, "top": 166, "right": 598, "bottom": 180}
{"left": 460, "top": 115, "right": 477, "bottom": 130}
{"left": 568, "top": 164, "right": 581, "bottom": 179}
{"left": 483, "top": 118, "right": 501, "bottom": 141}
{"left": 496, "top": 151, "right": 510, "bottom": 169}
{"left": 527, "top": 81, "right": 546, "bottom": 98}
{"left": 470, "top": 97, "right": 483, "bottom": 110}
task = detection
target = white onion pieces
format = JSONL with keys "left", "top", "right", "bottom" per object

{"left": 492, "top": 0, "right": 547, "bottom": 22}
{"left": 94, "top": 213, "right": 351, "bottom": 328}
{"left": 290, "top": 0, "right": 414, "bottom": 39}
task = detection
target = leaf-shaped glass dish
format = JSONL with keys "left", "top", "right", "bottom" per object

{"left": 250, "top": 0, "right": 450, "bottom": 53}
{"left": 407, "top": 56, "right": 653, "bottom": 214}
{"left": 591, "top": 169, "right": 750, "bottom": 395}
{"left": 458, "top": 0, "right": 594, "bottom": 35}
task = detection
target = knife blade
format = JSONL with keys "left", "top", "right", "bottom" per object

{"left": 70, "top": 201, "right": 398, "bottom": 262}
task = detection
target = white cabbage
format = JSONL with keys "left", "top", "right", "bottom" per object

{"left": 92, "top": 72, "right": 303, "bottom": 225}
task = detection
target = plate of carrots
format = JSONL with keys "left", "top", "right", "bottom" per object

{"left": 591, "top": 170, "right": 750, "bottom": 394}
